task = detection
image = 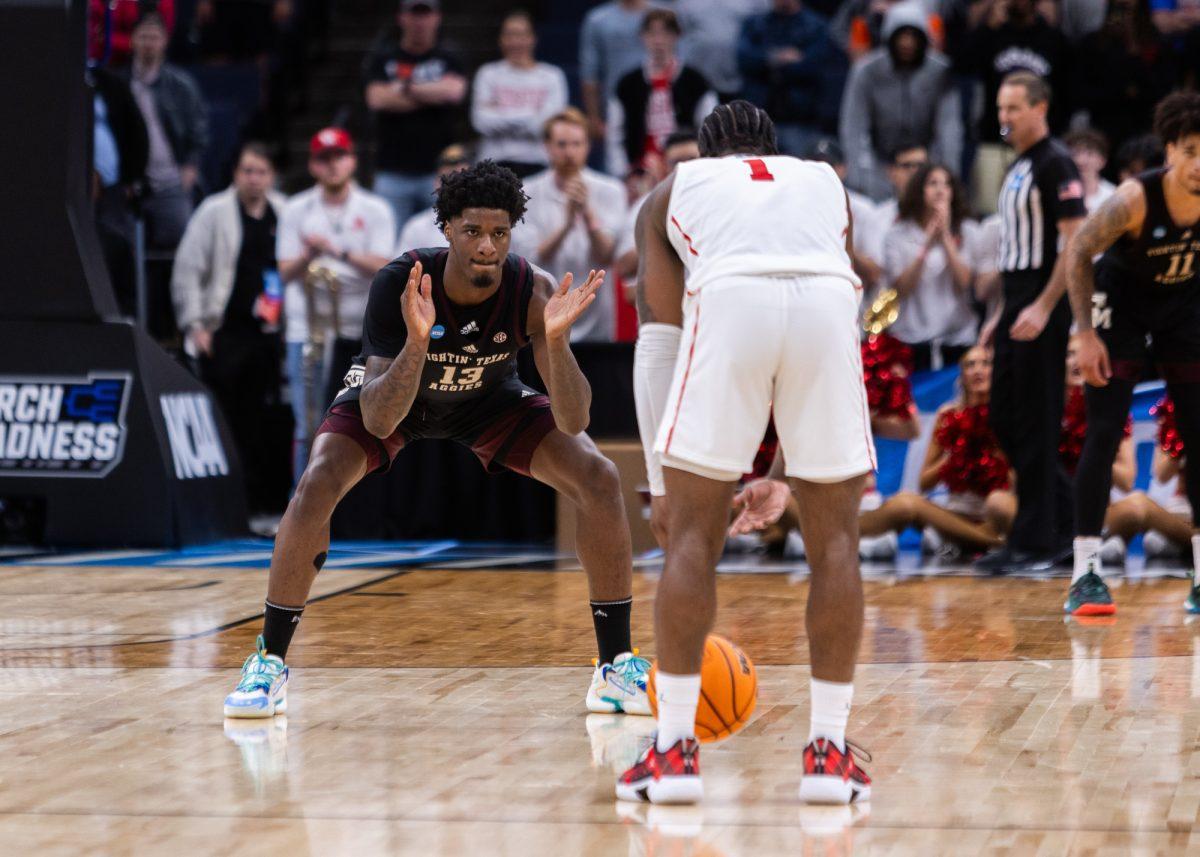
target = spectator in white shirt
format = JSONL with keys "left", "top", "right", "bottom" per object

{"left": 883, "top": 162, "right": 986, "bottom": 371}
{"left": 470, "top": 10, "right": 568, "bottom": 179}
{"left": 1064, "top": 128, "right": 1116, "bottom": 213}
{"left": 515, "top": 108, "right": 627, "bottom": 342}
{"left": 395, "top": 144, "right": 472, "bottom": 254}
{"left": 276, "top": 128, "right": 396, "bottom": 482}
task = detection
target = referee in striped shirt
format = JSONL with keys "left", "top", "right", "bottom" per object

{"left": 977, "top": 72, "right": 1087, "bottom": 573}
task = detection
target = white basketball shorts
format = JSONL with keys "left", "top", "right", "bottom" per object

{"left": 653, "top": 275, "right": 876, "bottom": 483}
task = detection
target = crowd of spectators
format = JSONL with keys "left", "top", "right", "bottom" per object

{"left": 86, "top": 0, "right": 1200, "bottom": 514}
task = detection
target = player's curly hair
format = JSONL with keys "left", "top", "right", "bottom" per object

{"left": 434, "top": 160, "right": 528, "bottom": 228}
{"left": 698, "top": 100, "right": 778, "bottom": 158}
{"left": 1153, "top": 91, "right": 1200, "bottom": 146}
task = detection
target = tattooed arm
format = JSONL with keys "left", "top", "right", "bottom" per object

{"left": 1066, "top": 181, "right": 1146, "bottom": 386}
{"left": 1067, "top": 181, "right": 1145, "bottom": 331}
{"left": 359, "top": 262, "right": 434, "bottom": 438}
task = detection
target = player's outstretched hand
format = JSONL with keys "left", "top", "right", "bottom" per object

{"left": 401, "top": 260, "right": 435, "bottom": 342}
{"left": 544, "top": 269, "right": 606, "bottom": 341}
{"left": 1075, "top": 329, "right": 1112, "bottom": 387}
{"left": 729, "top": 479, "right": 791, "bottom": 536}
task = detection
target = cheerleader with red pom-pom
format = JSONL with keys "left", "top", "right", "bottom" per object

{"left": 1099, "top": 396, "right": 1193, "bottom": 560}
{"left": 733, "top": 347, "right": 1013, "bottom": 557}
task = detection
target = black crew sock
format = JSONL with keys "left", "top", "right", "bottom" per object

{"left": 262, "top": 600, "right": 305, "bottom": 660}
{"left": 590, "top": 597, "right": 633, "bottom": 665}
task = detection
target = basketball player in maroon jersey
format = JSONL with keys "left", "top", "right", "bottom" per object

{"left": 224, "top": 162, "right": 651, "bottom": 719}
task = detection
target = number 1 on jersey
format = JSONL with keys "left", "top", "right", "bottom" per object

{"left": 744, "top": 158, "right": 775, "bottom": 182}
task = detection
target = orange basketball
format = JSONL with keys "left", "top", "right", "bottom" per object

{"left": 647, "top": 634, "right": 757, "bottom": 743}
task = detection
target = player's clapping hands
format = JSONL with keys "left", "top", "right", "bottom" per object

{"left": 401, "top": 261, "right": 436, "bottom": 342}
{"left": 544, "top": 269, "right": 605, "bottom": 341}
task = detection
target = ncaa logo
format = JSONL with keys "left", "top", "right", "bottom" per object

{"left": 1154, "top": 226, "right": 1167, "bottom": 239}
{"left": 430, "top": 324, "right": 446, "bottom": 340}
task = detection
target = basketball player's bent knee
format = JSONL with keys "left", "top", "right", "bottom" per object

{"left": 291, "top": 448, "right": 363, "bottom": 520}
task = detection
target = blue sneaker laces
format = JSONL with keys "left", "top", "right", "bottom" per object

{"left": 235, "top": 635, "right": 284, "bottom": 694}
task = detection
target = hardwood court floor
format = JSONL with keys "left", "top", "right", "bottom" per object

{"left": 1, "top": 561, "right": 1199, "bottom": 855}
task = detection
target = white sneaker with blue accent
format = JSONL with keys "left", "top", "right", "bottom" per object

{"left": 587, "top": 651, "right": 652, "bottom": 715}
{"left": 223, "top": 635, "right": 288, "bottom": 719}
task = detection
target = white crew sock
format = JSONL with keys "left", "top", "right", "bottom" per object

{"left": 1191, "top": 534, "right": 1200, "bottom": 586}
{"left": 1073, "top": 536, "right": 1103, "bottom": 584}
{"left": 655, "top": 672, "right": 701, "bottom": 752}
{"left": 808, "top": 678, "right": 853, "bottom": 750}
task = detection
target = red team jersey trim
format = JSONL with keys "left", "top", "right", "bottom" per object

{"left": 670, "top": 215, "right": 700, "bottom": 257}
{"left": 664, "top": 294, "right": 702, "bottom": 455}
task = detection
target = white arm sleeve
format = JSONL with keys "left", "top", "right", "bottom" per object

{"left": 634, "top": 322, "right": 682, "bottom": 496}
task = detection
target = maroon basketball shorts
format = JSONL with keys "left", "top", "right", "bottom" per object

{"left": 316, "top": 377, "right": 556, "bottom": 476}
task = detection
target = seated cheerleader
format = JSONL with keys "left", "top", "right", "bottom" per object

{"left": 986, "top": 337, "right": 1136, "bottom": 562}
{"left": 734, "top": 346, "right": 1012, "bottom": 560}
{"left": 1101, "top": 396, "right": 1193, "bottom": 562}
{"left": 747, "top": 333, "right": 921, "bottom": 558}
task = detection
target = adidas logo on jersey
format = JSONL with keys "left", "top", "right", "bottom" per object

{"left": 460, "top": 320, "right": 479, "bottom": 335}
{"left": 463, "top": 344, "right": 478, "bottom": 354}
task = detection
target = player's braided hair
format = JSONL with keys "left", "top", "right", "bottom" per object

{"left": 698, "top": 100, "right": 778, "bottom": 158}
{"left": 1153, "top": 91, "right": 1200, "bottom": 147}
{"left": 434, "top": 160, "right": 529, "bottom": 228}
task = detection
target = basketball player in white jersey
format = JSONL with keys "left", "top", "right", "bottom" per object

{"left": 616, "top": 102, "right": 875, "bottom": 806}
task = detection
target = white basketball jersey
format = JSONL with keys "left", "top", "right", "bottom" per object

{"left": 665, "top": 155, "right": 861, "bottom": 293}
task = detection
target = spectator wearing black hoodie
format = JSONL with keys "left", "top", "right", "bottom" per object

{"left": 839, "top": 1, "right": 961, "bottom": 202}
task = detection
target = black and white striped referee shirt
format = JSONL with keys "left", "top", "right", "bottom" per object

{"left": 997, "top": 136, "right": 1087, "bottom": 280}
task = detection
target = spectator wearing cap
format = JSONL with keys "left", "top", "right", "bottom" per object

{"left": 394, "top": 144, "right": 471, "bottom": 253}
{"left": 514, "top": 109, "right": 627, "bottom": 343}
{"left": 737, "top": 0, "right": 842, "bottom": 156}
{"left": 470, "top": 10, "right": 569, "bottom": 179}
{"left": 171, "top": 142, "right": 289, "bottom": 511}
{"left": 124, "top": 11, "right": 208, "bottom": 249}
{"left": 1064, "top": 128, "right": 1115, "bottom": 213}
{"left": 804, "top": 136, "right": 886, "bottom": 294}
{"left": 579, "top": 0, "right": 668, "bottom": 163}
{"left": 364, "top": 0, "right": 467, "bottom": 226}
{"left": 839, "top": 0, "right": 961, "bottom": 202}
{"left": 675, "top": 0, "right": 771, "bottom": 102}
{"left": 607, "top": 9, "right": 719, "bottom": 178}
{"left": 276, "top": 128, "right": 395, "bottom": 481}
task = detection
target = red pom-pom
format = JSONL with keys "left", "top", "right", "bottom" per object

{"left": 933, "top": 404, "right": 1010, "bottom": 495}
{"left": 1153, "top": 396, "right": 1185, "bottom": 459}
{"left": 862, "top": 334, "right": 915, "bottom": 419}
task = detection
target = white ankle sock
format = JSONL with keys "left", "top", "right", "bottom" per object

{"left": 655, "top": 671, "right": 700, "bottom": 751}
{"left": 1073, "top": 536, "right": 1102, "bottom": 584}
{"left": 1191, "top": 534, "right": 1200, "bottom": 585}
{"left": 808, "top": 678, "right": 853, "bottom": 750}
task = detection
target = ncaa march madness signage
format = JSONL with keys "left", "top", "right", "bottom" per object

{"left": 0, "top": 373, "right": 131, "bottom": 477}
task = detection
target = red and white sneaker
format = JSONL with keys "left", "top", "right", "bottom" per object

{"left": 799, "top": 737, "right": 872, "bottom": 804}
{"left": 615, "top": 736, "right": 703, "bottom": 804}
